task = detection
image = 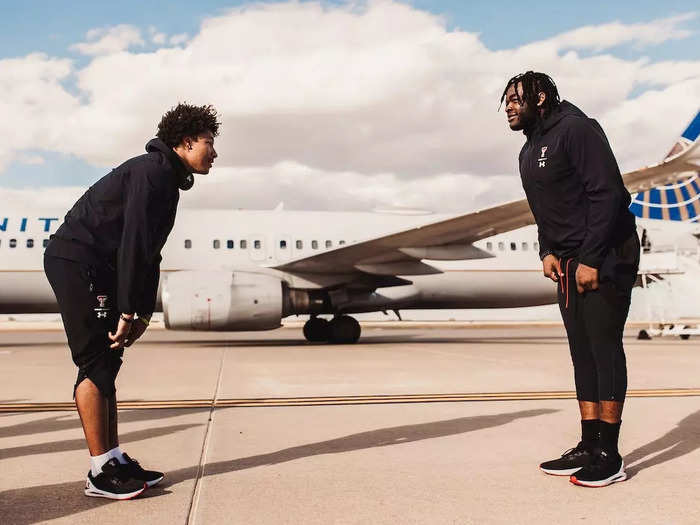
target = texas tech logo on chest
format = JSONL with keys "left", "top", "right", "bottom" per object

{"left": 94, "top": 295, "right": 110, "bottom": 319}
{"left": 539, "top": 146, "right": 548, "bottom": 168}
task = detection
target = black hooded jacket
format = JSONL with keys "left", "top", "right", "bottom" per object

{"left": 45, "top": 138, "right": 191, "bottom": 317}
{"left": 519, "top": 100, "right": 636, "bottom": 269}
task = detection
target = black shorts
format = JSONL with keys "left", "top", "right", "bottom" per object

{"left": 44, "top": 254, "right": 123, "bottom": 398}
{"left": 557, "top": 233, "right": 640, "bottom": 402}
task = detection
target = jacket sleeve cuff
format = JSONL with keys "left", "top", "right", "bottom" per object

{"left": 539, "top": 249, "right": 554, "bottom": 261}
{"left": 578, "top": 254, "right": 603, "bottom": 269}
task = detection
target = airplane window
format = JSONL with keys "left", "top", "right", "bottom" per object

{"left": 213, "top": 240, "right": 220, "bottom": 249}
{"left": 254, "top": 240, "right": 261, "bottom": 249}
{"left": 486, "top": 241, "right": 493, "bottom": 251}
{"left": 296, "top": 240, "right": 303, "bottom": 249}
{"left": 27, "top": 239, "right": 34, "bottom": 248}
{"left": 510, "top": 242, "right": 517, "bottom": 251}
{"left": 498, "top": 242, "right": 504, "bottom": 251}
{"left": 339, "top": 240, "right": 346, "bottom": 245}
{"left": 312, "top": 240, "right": 318, "bottom": 249}
{"left": 240, "top": 240, "right": 248, "bottom": 249}
{"left": 325, "top": 240, "right": 332, "bottom": 248}
{"left": 534, "top": 242, "right": 539, "bottom": 251}
{"left": 43, "top": 239, "right": 49, "bottom": 248}
{"left": 10, "top": 239, "right": 17, "bottom": 248}
{"left": 522, "top": 242, "right": 528, "bottom": 251}
{"left": 280, "top": 240, "right": 287, "bottom": 249}
{"left": 185, "top": 240, "right": 192, "bottom": 249}
{"left": 227, "top": 240, "right": 234, "bottom": 249}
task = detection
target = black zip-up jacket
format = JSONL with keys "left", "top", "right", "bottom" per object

{"left": 45, "top": 138, "right": 189, "bottom": 317}
{"left": 519, "top": 100, "right": 636, "bottom": 269}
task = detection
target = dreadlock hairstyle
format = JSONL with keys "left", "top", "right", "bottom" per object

{"left": 499, "top": 71, "right": 560, "bottom": 120}
{"left": 157, "top": 102, "right": 220, "bottom": 148}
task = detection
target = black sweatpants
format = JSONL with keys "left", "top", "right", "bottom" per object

{"left": 557, "top": 233, "right": 640, "bottom": 402}
{"left": 44, "top": 254, "right": 123, "bottom": 398}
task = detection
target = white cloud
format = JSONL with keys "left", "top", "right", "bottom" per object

{"left": 0, "top": 186, "right": 85, "bottom": 212}
{"left": 1, "top": 2, "right": 699, "bottom": 212}
{"left": 169, "top": 33, "right": 189, "bottom": 46}
{"left": 148, "top": 26, "right": 167, "bottom": 45}
{"left": 70, "top": 24, "right": 144, "bottom": 56}
{"left": 178, "top": 162, "right": 522, "bottom": 212}
{"left": 544, "top": 12, "right": 697, "bottom": 52}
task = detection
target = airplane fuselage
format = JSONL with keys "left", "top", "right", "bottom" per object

{"left": 0, "top": 209, "right": 555, "bottom": 314}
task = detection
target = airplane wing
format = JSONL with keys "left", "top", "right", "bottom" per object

{"left": 273, "top": 132, "right": 700, "bottom": 280}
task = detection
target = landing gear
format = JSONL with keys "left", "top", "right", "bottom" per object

{"left": 302, "top": 315, "right": 361, "bottom": 344}
{"left": 303, "top": 317, "right": 330, "bottom": 342}
{"left": 637, "top": 329, "right": 651, "bottom": 340}
{"left": 328, "top": 315, "right": 361, "bottom": 344}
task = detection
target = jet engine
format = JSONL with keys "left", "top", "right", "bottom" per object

{"left": 162, "top": 271, "right": 284, "bottom": 331}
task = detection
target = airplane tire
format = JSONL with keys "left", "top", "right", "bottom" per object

{"left": 303, "top": 317, "right": 330, "bottom": 342}
{"left": 680, "top": 326, "right": 692, "bottom": 340}
{"left": 637, "top": 329, "right": 651, "bottom": 340}
{"left": 328, "top": 316, "right": 361, "bottom": 344}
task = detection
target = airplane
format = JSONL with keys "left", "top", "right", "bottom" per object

{"left": 1, "top": 110, "right": 698, "bottom": 343}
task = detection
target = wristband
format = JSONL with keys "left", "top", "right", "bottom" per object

{"left": 120, "top": 314, "right": 134, "bottom": 323}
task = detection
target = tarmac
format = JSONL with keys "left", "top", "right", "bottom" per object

{"left": 1, "top": 323, "right": 700, "bottom": 524}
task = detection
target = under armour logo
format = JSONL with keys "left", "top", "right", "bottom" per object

{"left": 538, "top": 146, "right": 548, "bottom": 168}
{"left": 97, "top": 312, "right": 108, "bottom": 319}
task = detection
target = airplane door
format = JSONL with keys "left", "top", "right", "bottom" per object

{"left": 275, "top": 235, "right": 292, "bottom": 262}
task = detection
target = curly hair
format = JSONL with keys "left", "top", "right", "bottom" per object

{"left": 500, "top": 71, "right": 560, "bottom": 119}
{"left": 156, "top": 103, "right": 221, "bottom": 147}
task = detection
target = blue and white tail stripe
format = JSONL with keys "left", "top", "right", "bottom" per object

{"left": 629, "top": 174, "right": 700, "bottom": 222}
{"left": 630, "top": 110, "right": 700, "bottom": 222}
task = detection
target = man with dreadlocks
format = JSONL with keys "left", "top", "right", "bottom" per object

{"left": 44, "top": 103, "right": 219, "bottom": 499}
{"left": 502, "top": 71, "right": 639, "bottom": 487}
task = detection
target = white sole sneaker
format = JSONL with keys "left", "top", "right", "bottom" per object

{"left": 570, "top": 461, "right": 627, "bottom": 487}
{"left": 146, "top": 475, "right": 164, "bottom": 488}
{"left": 84, "top": 477, "right": 147, "bottom": 500}
{"left": 540, "top": 466, "right": 583, "bottom": 476}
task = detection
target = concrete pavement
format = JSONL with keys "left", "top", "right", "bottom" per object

{"left": 1, "top": 325, "right": 699, "bottom": 524}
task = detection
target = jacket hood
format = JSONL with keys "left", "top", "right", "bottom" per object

{"left": 541, "top": 100, "right": 587, "bottom": 133}
{"left": 145, "top": 138, "right": 194, "bottom": 191}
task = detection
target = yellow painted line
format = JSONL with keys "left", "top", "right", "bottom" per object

{"left": 2, "top": 388, "right": 700, "bottom": 412}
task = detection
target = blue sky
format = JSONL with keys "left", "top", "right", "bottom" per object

{"left": 0, "top": 1, "right": 698, "bottom": 211}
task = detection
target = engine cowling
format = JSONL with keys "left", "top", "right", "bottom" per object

{"left": 163, "top": 271, "right": 283, "bottom": 331}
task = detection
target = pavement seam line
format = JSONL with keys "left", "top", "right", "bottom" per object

{"left": 6, "top": 388, "right": 700, "bottom": 412}
{"left": 186, "top": 348, "right": 226, "bottom": 525}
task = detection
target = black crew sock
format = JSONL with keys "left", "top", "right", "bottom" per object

{"left": 581, "top": 419, "right": 600, "bottom": 449}
{"left": 600, "top": 421, "right": 622, "bottom": 455}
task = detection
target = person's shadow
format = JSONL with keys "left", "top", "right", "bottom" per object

{"left": 625, "top": 409, "right": 700, "bottom": 478}
{"left": 0, "top": 408, "right": 556, "bottom": 524}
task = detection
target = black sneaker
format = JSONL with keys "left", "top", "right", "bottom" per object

{"left": 539, "top": 441, "right": 593, "bottom": 476}
{"left": 85, "top": 458, "right": 147, "bottom": 500}
{"left": 570, "top": 449, "right": 627, "bottom": 487}
{"left": 123, "top": 453, "right": 164, "bottom": 488}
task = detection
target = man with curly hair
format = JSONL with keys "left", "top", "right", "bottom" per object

{"left": 44, "top": 103, "right": 219, "bottom": 499}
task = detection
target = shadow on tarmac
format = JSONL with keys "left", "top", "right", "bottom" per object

{"left": 0, "top": 408, "right": 207, "bottom": 439}
{"left": 0, "top": 424, "right": 202, "bottom": 461}
{"left": 625, "top": 409, "right": 700, "bottom": 478}
{"left": 0, "top": 408, "right": 555, "bottom": 524}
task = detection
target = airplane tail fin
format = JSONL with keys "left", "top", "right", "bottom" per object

{"left": 629, "top": 110, "right": 700, "bottom": 223}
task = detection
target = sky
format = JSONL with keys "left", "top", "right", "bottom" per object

{"left": 1, "top": 0, "right": 699, "bottom": 213}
